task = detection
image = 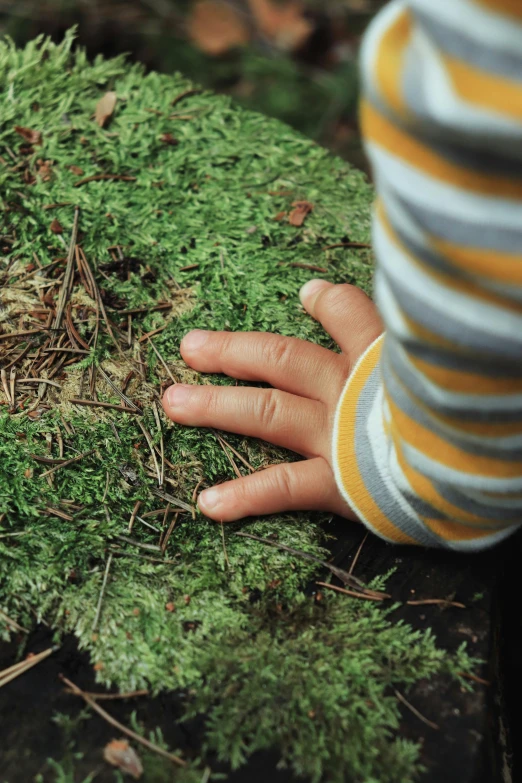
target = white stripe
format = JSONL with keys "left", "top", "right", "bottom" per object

{"left": 439, "top": 524, "right": 520, "bottom": 551}
{"left": 360, "top": 0, "right": 407, "bottom": 95}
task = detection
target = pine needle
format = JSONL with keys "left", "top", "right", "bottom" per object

{"left": 61, "top": 675, "right": 186, "bottom": 766}
{"left": 92, "top": 552, "right": 113, "bottom": 632}
{"left": 0, "top": 647, "right": 56, "bottom": 689}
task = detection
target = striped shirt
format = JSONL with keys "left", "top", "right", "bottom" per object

{"left": 332, "top": 0, "right": 522, "bottom": 549}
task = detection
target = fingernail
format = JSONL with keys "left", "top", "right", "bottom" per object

{"left": 182, "top": 329, "right": 209, "bottom": 352}
{"left": 299, "top": 279, "right": 331, "bottom": 305}
{"left": 199, "top": 487, "right": 221, "bottom": 512}
{"left": 165, "top": 383, "right": 192, "bottom": 408}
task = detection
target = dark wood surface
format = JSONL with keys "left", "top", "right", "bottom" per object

{"left": 0, "top": 519, "right": 517, "bottom": 783}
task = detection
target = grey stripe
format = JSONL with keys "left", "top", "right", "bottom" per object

{"left": 385, "top": 336, "right": 522, "bottom": 423}
{"left": 354, "top": 364, "right": 443, "bottom": 547}
{"left": 383, "top": 349, "right": 522, "bottom": 458}
{"left": 434, "top": 481, "right": 522, "bottom": 523}
{"left": 378, "top": 268, "right": 522, "bottom": 359}
{"left": 415, "top": 10, "right": 522, "bottom": 85}
{"left": 404, "top": 340, "right": 522, "bottom": 379}
{"left": 396, "top": 193, "right": 522, "bottom": 254}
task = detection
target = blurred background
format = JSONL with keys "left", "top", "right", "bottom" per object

{"left": 0, "top": 0, "right": 385, "bottom": 172}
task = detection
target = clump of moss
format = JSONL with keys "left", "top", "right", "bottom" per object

{"left": 1, "top": 32, "right": 474, "bottom": 783}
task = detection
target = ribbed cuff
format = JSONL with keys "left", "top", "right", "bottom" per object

{"left": 331, "top": 334, "right": 418, "bottom": 546}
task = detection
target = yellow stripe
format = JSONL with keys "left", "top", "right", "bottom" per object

{"left": 434, "top": 238, "right": 522, "bottom": 286}
{"left": 431, "top": 409, "right": 522, "bottom": 438}
{"left": 423, "top": 516, "right": 501, "bottom": 542}
{"left": 388, "top": 396, "right": 522, "bottom": 477}
{"left": 362, "top": 100, "right": 522, "bottom": 198}
{"left": 476, "top": 0, "right": 522, "bottom": 20}
{"left": 445, "top": 54, "right": 522, "bottom": 120}
{"left": 374, "top": 9, "right": 411, "bottom": 116}
{"left": 335, "top": 338, "right": 417, "bottom": 545}
{"left": 409, "top": 353, "right": 522, "bottom": 395}
{"left": 393, "top": 426, "right": 505, "bottom": 528}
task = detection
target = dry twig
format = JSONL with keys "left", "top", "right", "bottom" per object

{"left": 316, "top": 581, "right": 386, "bottom": 602}
{"left": 61, "top": 675, "right": 186, "bottom": 766}
{"left": 406, "top": 599, "right": 466, "bottom": 609}
{"left": 0, "top": 608, "right": 28, "bottom": 633}
{"left": 235, "top": 531, "right": 385, "bottom": 596}
{"left": 147, "top": 337, "right": 177, "bottom": 383}
{"left": 394, "top": 689, "right": 440, "bottom": 731}
{"left": 39, "top": 450, "right": 95, "bottom": 478}
{"left": 0, "top": 647, "right": 56, "bottom": 689}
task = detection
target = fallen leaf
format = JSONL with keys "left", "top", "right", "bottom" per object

{"left": 69, "top": 165, "right": 84, "bottom": 176}
{"left": 165, "top": 602, "right": 176, "bottom": 612}
{"left": 160, "top": 132, "right": 179, "bottom": 146}
{"left": 248, "top": 0, "right": 313, "bottom": 51}
{"left": 188, "top": 1, "right": 250, "bottom": 56}
{"left": 36, "top": 159, "right": 53, "bottom": 181}
{"left": 49, "top": 218, "right": 64, "bottom": 234}
{"left": 273, "top": 210, "right": 287, "bottom": 222}
{"left": 104, "top": 739, "right": 143, "bottom": 780}
{"left": 95, "top": 91, "right": 117, "bottom": 128}
{"left": 14, "top": 126, "right": 42, "bottom": 144}
{"left": 288, "top": 200, "right": 313, "bottom": 227}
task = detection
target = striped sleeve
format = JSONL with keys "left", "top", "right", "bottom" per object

{"left": 332, "top": 0, "right": 522, "bottom": 549}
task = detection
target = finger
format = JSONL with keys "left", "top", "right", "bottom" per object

{"left": 299, "top": 280, "right": 383, "bottom": 360}
{"left": 162, "top": 383, "right": 328, "bottom": 457}
{"left": 180, "top": 330, "right": 344, "bottom": 404}
{"left": 198, "top": 457, "right": 355, "bottom": 521}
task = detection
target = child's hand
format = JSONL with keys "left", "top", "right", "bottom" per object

{"left": 162, "top": 280, "right": 383, "bottom": 522}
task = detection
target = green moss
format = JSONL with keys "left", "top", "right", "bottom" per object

{"left": 1, "top": 32, "right": 475, "bottom": 783}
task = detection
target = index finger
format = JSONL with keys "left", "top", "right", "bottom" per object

{"left": 180, "top": 330, "right": 344, "bottom": 404}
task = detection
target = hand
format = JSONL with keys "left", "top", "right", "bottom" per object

{"left": 162, "top": 280, "right": 383, "bottom": 522}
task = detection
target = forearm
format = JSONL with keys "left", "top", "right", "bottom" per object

{"left": 333, "top": 0, "right": 522, "bottom": 548}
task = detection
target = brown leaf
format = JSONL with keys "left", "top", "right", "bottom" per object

{"left": 160, "top": 132, "right": 179, "bottom": 146}
{"left": 288, "top": 200, "right": 313, "bottom": 227}
{"left": 49, "top": 218, "right": 64, "bottom": 234}
{"left": 69, "top": 165, "right": 84, "bottom": 176}
{"left": 248, "top": 0, "right": 313, "bottom": 51}
{"left": 95, "top": 91, "right": 117, "bottom": 128}
{"left": 14, "top": 126, "right": 42, "bottom": 144}
{"left": 104, "top": 739, "right": 143, "bottom": 779}
{"left": 188, "top": 1, "right": 250, "bottom": 56}
{"left": 273, "top": 210, "right": 287, "bottom": 222}
{"left": 37, "top": 159, "right": 53, "bottom": 181}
